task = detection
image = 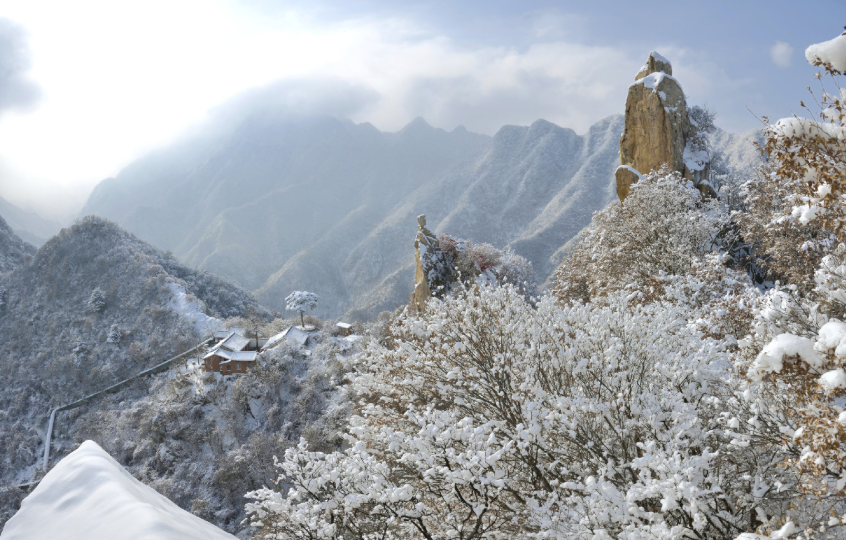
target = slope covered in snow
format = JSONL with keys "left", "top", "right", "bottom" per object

{"left": 1, "top": 441, "right": 236, "bottom": 540}
{"left": 80, "top": 113, "right": 624, "bottom": 319}
{"left": 0, "top": 214, "right": 35, "bottom": 275}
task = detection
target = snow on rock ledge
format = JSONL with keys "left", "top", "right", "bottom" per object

{"left": 1, "top": 441, "right": 237, "bottom": 540}
{"left": 616, "top": 51, "right": 711, "bottom": 201}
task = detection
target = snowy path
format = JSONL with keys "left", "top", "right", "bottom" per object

{"left": 15, "top": 337, "right": 214, "bottom": 487}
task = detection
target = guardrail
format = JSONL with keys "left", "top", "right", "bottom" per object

{"left": 31, "top": 337, "right": 213, "bottom": 480}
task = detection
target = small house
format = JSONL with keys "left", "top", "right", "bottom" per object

{"left": 336, "top": 322, "right": 353, "bottom": 337}
{"left": 203, "top": 331, "right": 258, "bottom": 375}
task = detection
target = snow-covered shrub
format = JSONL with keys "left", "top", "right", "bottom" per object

{"left": 246, "top": 284, "right": 776, "bottom": 540}
{"left": 554, "top": 167, "right": 726, "bottom": 304}
{"left": 735, "top": 31, "right": 846, "bottom": 289}
{"left": 436, "top": 233, "right": 536, "bottom": 299}
{"left": 735, "top": 243, "right": 846, "bottom": 533}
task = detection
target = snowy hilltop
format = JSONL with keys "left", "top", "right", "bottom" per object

{"left": 1, "top": 441, "right": 236, "bottom": 540}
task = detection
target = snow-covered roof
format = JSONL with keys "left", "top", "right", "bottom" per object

{"left": 263, "top": 325, "right": 313, "bottom": 350}
{"left": 230, "top": 327, "right": 246, "bottom": 336}
{"left": 203, "top": 347, "right": 233, "bottom": 360}
{"left": 219, "top": 333, "right": 250, "bottom": 352}
{"left": 214, "top": 330, "right": 231, "bottom": 339}
{"left": 1, "top": 440, "right": 236, "bottom": 540}
{"left": 220, "top": 351, "right": 258, "bottom": 364}
{"left": 336, "top": 322, "right": 352, "bottom": 329}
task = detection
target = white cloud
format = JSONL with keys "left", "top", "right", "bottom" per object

{"left": 771, "top": 41, "right": 793, "bottom": 68}
{"left": 0, "top": 0, "right": 752, "bottom": 219}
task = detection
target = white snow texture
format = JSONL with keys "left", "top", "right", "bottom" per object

{"left": 1, "top": 440, "right": 236, "bottom": 540}
{"left": 806, "top": 32, "right": 846, "bottom": 72}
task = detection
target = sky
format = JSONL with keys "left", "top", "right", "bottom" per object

{"left": 0, "top": 0, "right": 842, "bottom": 221}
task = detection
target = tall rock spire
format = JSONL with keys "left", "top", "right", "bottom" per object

{"left": 615, "top": 52, "right": 712, "bottom": 200}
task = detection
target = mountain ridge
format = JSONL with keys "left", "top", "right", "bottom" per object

{"left": 80, "top": 111, "right": 761, "bottom": 319}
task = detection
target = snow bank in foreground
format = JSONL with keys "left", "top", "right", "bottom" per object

{"left": 806, "top": 32, "right": 846, "bottom": 72}
{"left": 168, "top": 282, "right": 221, "bottom": 335}
{"left": 1, "top": 441, "right": 236, "bottom": 540}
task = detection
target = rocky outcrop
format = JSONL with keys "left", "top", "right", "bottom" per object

{"left": 615, "top": 52, "right": 712, "bottom": 200}
{"left": 410, "top": 215, "right": 451, "bottom": 313}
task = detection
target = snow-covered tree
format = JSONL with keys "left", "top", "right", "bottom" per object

{"left": 731, "top": 243, "right": 846, "bottom": 536}
{"left": 286, "top": 291, "right": 320, "bottom": 327}
{"left": 246, "top": 283, "right": 783, "bottom": 540}
{"left": 106, "top": 324, "right": 121, "bottom": 344}
{"left": 87, "top": 287, "right": 106, "bottom": 313}
{"left": 553, "top": 167, "right": 726, "bottom": 304}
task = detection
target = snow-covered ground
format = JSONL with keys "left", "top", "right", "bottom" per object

{"left": 1, "top": 441, "right": 236, "bottom": 540}
{"left": 168, "top": 282, "right": 221, "bottom": 335}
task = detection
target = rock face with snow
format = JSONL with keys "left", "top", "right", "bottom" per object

{"left": 0, "top": 214, "right": 35, "bottom": 275}
{"left": 616, "top": 52, "right": 711, "bottom": 200}
{"left": 410, "top": 215, "right": 438, "bottom": 313}
{"left": 1, "top": 441, "right": 236, "bottom": 540}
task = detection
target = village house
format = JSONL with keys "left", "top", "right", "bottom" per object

{"left": 203, "top": 329, "right": 263, "bottom": 376}
{"left": 336, "top": 322, "right": 353, "bottom": 337}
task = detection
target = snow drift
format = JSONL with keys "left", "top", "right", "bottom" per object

{"left": 1, "top": 441, "right": 236, "bottom": 540}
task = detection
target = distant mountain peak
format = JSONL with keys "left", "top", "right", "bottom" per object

{"left": 398, "top": 116, "right": 436, "bottom": 136}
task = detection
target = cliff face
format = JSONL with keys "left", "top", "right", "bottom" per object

{"left": 615, "top": 52, "right": 711, "bottom": 200}
{"left": 410, "top": 215, "right": 438, "bottom": 313}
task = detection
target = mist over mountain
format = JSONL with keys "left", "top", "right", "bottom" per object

{"left": 0, "top": 196, "right": 61, "bottom": 247}
{"left": 79, "top": 91, "right": 763, "bottom": 321}
{"left": 80, "top": 112, "right": 629, "bottom": 318}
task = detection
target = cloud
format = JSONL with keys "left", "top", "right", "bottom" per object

{"left": 207, "top": 78, "right": 381, "bottom": 133}
{"left": 770, "top": 41, "right": 793, "bottom": 68}
{"left": 392, "top": 42, "right": 636, "bottom": 134}
{"left": 0, "top": 1, "right": 759, "bottom": 220}
{"left": 0, "top": 18, "right": 40, "bottom": 113}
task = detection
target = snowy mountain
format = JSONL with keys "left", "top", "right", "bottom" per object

{"left": 0, "top": 215, "right": 35, "bottom": 275}
{"left": 79, "top": 113, "right": 619, "bottom": 318}
{"left": 80, "top": 109, "right": 762, "bottom": 320}
{"left": 0, "top": 216, "right": 270, "bottom": 526}
{"left": 1, "top": 441, "right": 236, "bottom": 540}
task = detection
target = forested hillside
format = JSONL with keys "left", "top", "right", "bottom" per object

{"left": 0, "top": 215, "right": 34, "bottom": 275}
{"left": 0, "top": 216, "right": 271, "bottom": 527}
